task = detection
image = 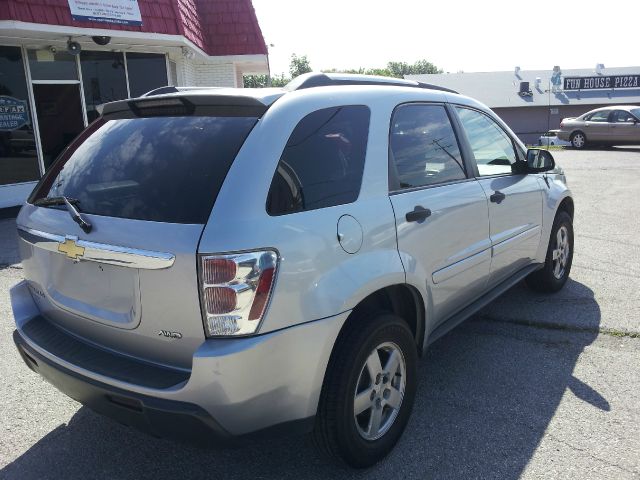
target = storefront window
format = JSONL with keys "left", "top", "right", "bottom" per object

{"left": 80, "top": 51, "right": 128, "bottom": 122}
{"left": 126, "top": 53, "right": 168, "bottom": 97}
{"left": 27, "top": 50, "right": 78, "bottom": 80}
{"left": 0, "top": 46, "right": 40, "bottom": 185}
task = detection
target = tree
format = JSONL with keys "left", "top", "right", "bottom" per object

{"left": 325, "top": 59, "right": 442, "bottom": 79}
{"left": 243, "top": 73, "right": 289, "bottom": 88}
{"left": 386, "top": 60, "right": 442, "bottom": 77}
{"left": 244, "top": 56, "right": 442, "bottom": 88}
{"left": 289, "top": 54, "right": 312, "bottom": 78}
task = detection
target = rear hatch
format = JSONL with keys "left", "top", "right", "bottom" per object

{"left": 17, "top": 94, "right": 265, "bottom": 369}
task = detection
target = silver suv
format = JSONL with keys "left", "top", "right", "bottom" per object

{"left": 11, "top": 73, "right": 574, "bottom": 467}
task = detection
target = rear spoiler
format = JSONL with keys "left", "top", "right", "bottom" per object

{"left": 101, "top": 94, "right": 270, "bottom": 119}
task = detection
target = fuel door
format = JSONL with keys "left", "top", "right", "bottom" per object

{"left": 337, "top": 215, "right": 363, "bottom": 254}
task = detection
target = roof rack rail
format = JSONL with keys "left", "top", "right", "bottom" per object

{"left": 284, "top": 72, "right": 459, "bottom": 94}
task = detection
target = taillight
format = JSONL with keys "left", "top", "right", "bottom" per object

{"left": 199, "top": 250, "right": 278, "bottom": 336}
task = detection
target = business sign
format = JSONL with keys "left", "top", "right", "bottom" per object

{"left": 0, "top": 96, "right": 30, "bottom": 131}
{"left": 564, "top": 75, "right": 640, "bottom": 90}
{"left": 68, "top": 0, "right": 142, "bottom": 26}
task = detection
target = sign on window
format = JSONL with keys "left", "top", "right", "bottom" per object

{"left": 0, "top": 96, "right": 30, "bottom": 131}
{"left": 67, "top": 0, "right": 142, "bottom": 26}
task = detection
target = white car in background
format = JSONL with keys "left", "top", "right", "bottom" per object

{"left": 538, "top": 130, "right": 571, "bottom": 147}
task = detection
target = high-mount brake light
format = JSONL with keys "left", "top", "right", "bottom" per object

{"left": 199, "top": 251, "right": 278, "bottom": 336}
{"left": 129, "top": 97, "right": 194, "bottom": 117}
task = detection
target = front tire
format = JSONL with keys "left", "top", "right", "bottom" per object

{"left": 313, "top": 312, "right": 417, "bottom": 468}
{"left": 570, "top": 131, "right": 587, "bottom": 149}
{"left": 526, "top": 210, "right": 573, "bottom": 292}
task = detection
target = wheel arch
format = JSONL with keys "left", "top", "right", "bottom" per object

{"left": 557, "top": 196, "right": 574, "bottom": 220}
{"left": 337, "top": 284, "right": 426, "bottom": 357}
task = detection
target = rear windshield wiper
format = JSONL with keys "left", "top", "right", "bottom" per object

{"left": 33, "top": 196, "right": 93, "bottom": 234}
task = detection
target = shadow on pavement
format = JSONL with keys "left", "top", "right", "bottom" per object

{"left": 1, "top": 279, "right": 602, "bottom": 480}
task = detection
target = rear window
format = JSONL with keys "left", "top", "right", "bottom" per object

{"left": 31, "top": 115, "right": 258, "bottom": 224}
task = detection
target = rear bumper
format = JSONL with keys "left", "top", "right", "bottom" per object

{"left": 556, "top": 131, "right": 571, "bottom": 141}
{"left": 14, "top": 330, "right": 232, "bottom": 443}
{"left": 11, "top": 280, "right": 348, "bottom": 441}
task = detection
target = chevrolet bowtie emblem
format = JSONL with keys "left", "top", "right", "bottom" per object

{"left": 58, "top": 237, "right": 85, "bottom": 260}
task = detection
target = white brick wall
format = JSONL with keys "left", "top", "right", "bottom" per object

{"left": 167, "top": 51, "right": 235, "bottom": 87}
{"left": 191, "top": 62, "right": 236, "bottom": 87}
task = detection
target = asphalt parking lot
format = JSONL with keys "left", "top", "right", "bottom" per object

{"left": 1, "top": 148, "right": 639, "bottom": 480}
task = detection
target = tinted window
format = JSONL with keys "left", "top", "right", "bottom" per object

{"left": 267, "top": 106, "right": 370, "bottom": 215}
{"left": 389, "top": 104, "right": 465, "bottom": 190}
{"left": 455, "top": 107, "right": 516, "bottom": 176}
{"left": 0, "top": 46, "right": 40, "bottom": 185}
{"left": 31, "top": 116, "right": 258, "bottom": 224}
{"left": 612, "top": 110, "right": 635, "bottom": 123}
{"left": 27, "top": 49, "right": 78, "bottom": 80}
{"left": 126, "top": 53, "right": 168, "bottom": 97}
{"left": 587, "top": 110, "right": 611, "bottom": 122}
{"left": 80, "top": 51, "right": 128, "bottom": 122}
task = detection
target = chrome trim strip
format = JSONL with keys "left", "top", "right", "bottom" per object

{"left": 17, "top": 226, "right": 175, "bottom": 270}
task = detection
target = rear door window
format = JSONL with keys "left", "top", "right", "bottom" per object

{"left": 266, "top": 105, "right": 370, "bottom": 215}
{"left": 586, "top": 110, "right": 611, "bottom": 122}
{"left": 31, "top": 115, "right": 258, "bottom": 224}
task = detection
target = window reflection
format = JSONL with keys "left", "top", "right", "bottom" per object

{"left": 80, "top": 51, "right": 128, "bottom": 122}
{"left": 126, "top": 53, "right": 169, "bottom": 97}
{"left": 0, "top": 46, "right": 40, "bottom": 185}
{"left": 390, "top": 104, "right": 466, "bottom": 189}
{"left": 455, "top": 107, "right": 516, "bottom": 176}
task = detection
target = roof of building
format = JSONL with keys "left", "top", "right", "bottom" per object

{"left": 406, "top": 67, "right": 640, "bottom": 109}
{"left": 0, "top": 0, "right": 267, "bottom": 57}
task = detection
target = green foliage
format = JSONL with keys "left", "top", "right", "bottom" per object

{"left": 243, "top": 73, "right": 289, "bottom": 88}
{"left": 326, "top": 59, "right": 442, "bottom": 78}
{"left": 243, "top": 56, "right": 442, "bottom": 88}
{"left": 289, "top": 54, "right": 312, "bottom": 78}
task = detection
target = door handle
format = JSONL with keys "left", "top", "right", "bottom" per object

{"left": 490, "top": 191, "right": 506, "bottom": 204}
{"left": 405, "top": 206, "right": 432, "bottom": 223}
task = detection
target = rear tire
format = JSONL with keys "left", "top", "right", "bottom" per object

{"left": 526, "top": 210, "right": 573, "bottom": 293}
{"left": 313, "top": 312, "right": 417, "bottom": 468}
{"left": 570, "top": 131, "right": 586, "bottom": 149}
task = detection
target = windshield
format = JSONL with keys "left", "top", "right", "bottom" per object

{"left": 631, "top": 108, "right": 640, "bottom": 120}
{"left": 30, "top": 115, "right": 258, "bottom": 224}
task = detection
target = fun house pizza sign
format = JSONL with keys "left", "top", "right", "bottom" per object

{"left": 68, "top": 0, "right": 142, "bottom": 26}
{"left": 564, "top": 75, "right": 640, "bottom": 90}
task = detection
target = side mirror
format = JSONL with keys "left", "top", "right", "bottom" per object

{"left": 526, "top": 148, "right": 555, "bottom": 173}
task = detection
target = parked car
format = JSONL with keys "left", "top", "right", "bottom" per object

{"left": 557, "top": 105, "right": 640, "bottom": 149}
{"left": 11, "top": 73, "right": 574, "bottom": 468}
{"left": 538, "top": 130, "right": 571, "bottom": 147}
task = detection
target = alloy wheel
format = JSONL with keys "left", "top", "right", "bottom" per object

{"left": 572, "top": 133, "right": 585, "bottom": 148}
{"left": 353, "top": 341, "right": 406, "bottom": 441}
{"left": 552, "top": 225, "right": 570, "bottom": 279}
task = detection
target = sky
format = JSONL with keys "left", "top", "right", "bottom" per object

{"left": 252, "top": 0, "right": 639, "bottom": 77}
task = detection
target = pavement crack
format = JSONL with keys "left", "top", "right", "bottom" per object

{"left": 545, "top": 432, "right": 640, "bottom": 475}
{"left": 477, "top": 314, "right": 640, "bottom": 339}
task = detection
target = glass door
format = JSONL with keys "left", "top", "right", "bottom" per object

{"left": 32, "top": 83, "right": 85, "bottom": 169}
{"left": 0, "top": 46, "right": 40, "bottom": 186}
{"left": 28, "top": 49, "right": 86, "bottom": 170}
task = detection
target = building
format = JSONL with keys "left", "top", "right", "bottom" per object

{"left": 0, "top": 0, "right": 268, "bottom": 207}
{"left": 407, "top": 66, "right": 640, "bottom": 145}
